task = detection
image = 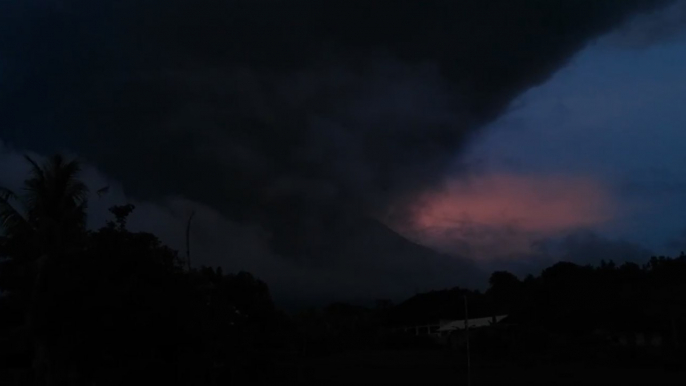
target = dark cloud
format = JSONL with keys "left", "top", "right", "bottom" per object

{"left": 0, "top": 141, "right": 32, "bottom": 192}
{"left": 129, "top": 195, "right": 487, "bottom": 307}
{"left": 0, "top": 1, "right": 669, "bottom": 266}
{"left": 0, "top": 143, "right": 482, "bottom": 307}
{"left": 602, "top": 0, "right": 686, "bottom": 49}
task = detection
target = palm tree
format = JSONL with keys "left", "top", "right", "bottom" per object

{"left": 0, "top": 154, "right": 89, "bottom": 252}
{"left": 0, "top": 154, "right": 89, "bottom": 385}
{"left": 0, "top": 154, "right": 89, "bottom": 295}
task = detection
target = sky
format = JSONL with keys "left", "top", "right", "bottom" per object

{"left": 1, "top": 0, "right": 685, "bottom": 307}
{"left": 403, "top": 5, "right": 686, "bottom": 272}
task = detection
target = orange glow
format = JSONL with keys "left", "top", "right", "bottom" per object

{"left": 394, "top": 173, "right": 616, "bottom": 260}
{"left": 413, "top": 174, "right": 614, "bottom": 232}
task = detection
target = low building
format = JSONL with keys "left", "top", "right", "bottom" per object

{"left": 394, "top": 315, "right": 509, "bottom": 338}
{"left": 437, "top": 315, "right": 509, "bottom": 336}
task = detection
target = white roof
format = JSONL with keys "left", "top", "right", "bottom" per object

{"left": 437, "top": 315, "right": 508, "bottom": 332}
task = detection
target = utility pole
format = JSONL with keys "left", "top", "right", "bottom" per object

{"left": 186, "top": 210, "right": 195, "bottom": 271}
{"left": 464, "top": 294, "right": 471, "bottom": 386}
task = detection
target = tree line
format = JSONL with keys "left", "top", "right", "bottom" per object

{"left": 0, "top": 155, "right": 294, "bottom": 385}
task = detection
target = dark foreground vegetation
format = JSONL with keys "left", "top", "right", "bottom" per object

{"left": 1, "top": 155, "right": 686, "bottom": 384}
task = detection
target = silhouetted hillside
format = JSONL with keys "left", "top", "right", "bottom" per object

{"left": 273, "top": 216, "right": 485, "bottom": 309}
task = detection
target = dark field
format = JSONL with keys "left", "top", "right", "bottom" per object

{"left": 260, "top": 350, "right": 686, "bottom": 385}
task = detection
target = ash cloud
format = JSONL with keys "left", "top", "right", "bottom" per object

{"left": 602, "top": 0, "right": 686, "bottom": 49}
{"left": 0, "top": 0, "right": 669, "bottom": 265}
{"left": 0, "top": 142, "right": 481, "bottom": 306}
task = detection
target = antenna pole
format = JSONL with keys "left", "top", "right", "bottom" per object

{"left": 464, "top": 294, "right": 471, "bottom": 386}
{"left": 186, "top": 210, "right": 195, "bottom": 271}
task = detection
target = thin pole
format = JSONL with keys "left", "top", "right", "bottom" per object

{"left": 464, "top": 295, "right": 471, "bottom": 386}
{"left": 186, "top": 210, "right": 195, "bottom": 271}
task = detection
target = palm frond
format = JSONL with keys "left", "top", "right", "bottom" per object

{"left": 58, "top": 157, "right": 81, "bottom": 177}
{"left": 23, "top": 155, "right": 45, "bottom": 181}
{"left": 66, "top": 179, "right": 89, "bottom": 203}
{"left": 0, "top": 196, "right": 30, "bottom": 236}
{"left": 96, "top": 186, "right": 110, "bottom": 198}
{"left": 0, "top": 187, "right": 18, "bottom": 202}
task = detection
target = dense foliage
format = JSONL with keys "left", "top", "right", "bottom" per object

{"left": 0, "top": 155, "right": 290, "bottom": 385}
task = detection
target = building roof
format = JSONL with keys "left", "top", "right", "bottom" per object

{"left": 437, "top": 315, "right": 508, "bottom": 332}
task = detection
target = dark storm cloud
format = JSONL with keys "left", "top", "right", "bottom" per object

{"left": 604, "top": 0, "right": 686, "bottom": 49}
{"left": 0, "top": 142, "right": 31, "bottom": 191}
{"left": 0, "top": 0, "right": 670, "bottom": 261}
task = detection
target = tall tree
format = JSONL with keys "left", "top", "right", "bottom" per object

{"left": 0, "top": 154, "right": 89, "bottom": 385}
{"left": 0, "top": 154, "right": 88, "bottom": 257}
{"left": 0, "top": 154, "right": 89, "bottom": 299}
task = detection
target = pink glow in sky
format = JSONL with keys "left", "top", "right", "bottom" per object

{"left": 394, "top": 173, "right": 617, "bottom": 260}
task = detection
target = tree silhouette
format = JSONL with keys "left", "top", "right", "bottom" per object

{"left": 0, "top": 155, "right": 89, "bottom": 290}
{"left": 0, "top": 154, "right": 294, "bottom": 385}
{"left": 0, "top": 154, "right": 90, "bottom": 384}
{"left": 486, "top": 271, "right": 522, "bottom": 314}
{"left": 107, "top": 204, "right": 136, "bottom": 231}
